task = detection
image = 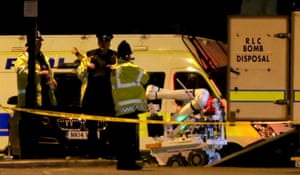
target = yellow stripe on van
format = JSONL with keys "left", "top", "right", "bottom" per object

{"left": 294, "top": 91, "right": 300, "bottom": 102}
{"left": 229, "top": 90, "right": 285, "bottom": 101}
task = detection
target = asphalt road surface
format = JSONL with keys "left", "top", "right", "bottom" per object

{"left": 0, "top": 166, "right": 300, "bottom": 175}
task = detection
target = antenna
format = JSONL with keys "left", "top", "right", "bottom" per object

{"left": 176, "top": 78, "right": 194, "bottom": 100}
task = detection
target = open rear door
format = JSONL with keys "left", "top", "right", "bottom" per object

{"left": 228, "top": 16, "right": 289, "bottom": 121}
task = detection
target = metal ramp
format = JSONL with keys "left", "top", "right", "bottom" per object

{"left": 206, "top": 128, "right": 299, "bottom": 167}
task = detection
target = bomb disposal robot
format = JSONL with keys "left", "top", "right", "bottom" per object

{"left": 143, "top": 84, "right": 227, "bottom": 167}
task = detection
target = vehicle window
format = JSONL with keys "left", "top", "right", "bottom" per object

{"left": 146, "top": 72, "right": 165, "bottom": 88}
{"left": 145, "top": 72, "right": 165, "bottom": 107}
{"left": 54, "top": 72, "right": 82, "bottom": 112}
{"left": 174, "top": 72, "right": 210, "bottom": 90}
{"left": 174, "top": 72, "right": 211, "bottom": 106}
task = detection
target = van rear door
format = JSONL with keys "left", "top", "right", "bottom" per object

{"left": 228, "top": 16, "right": 289, "bottom": 121}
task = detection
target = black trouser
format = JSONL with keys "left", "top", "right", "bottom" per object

{"left": 82, "top": 76, "right": 115, "bottom": 158}
{"left": 86, "top": 119, "right": 114, "bottom": 158}
{"left": 86, "top": 120, "right": 100, "bottom": 157}
{"left": 109, "top": 112, "right": 140, "bottom": 165}
{"left": 19, "top": 112, "right": 39, "bottom": 159}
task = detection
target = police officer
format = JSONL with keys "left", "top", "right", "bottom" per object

{"left": 15, "top": 31, "right": 57, "bottom": 108}
{"left": 76, "top": 33, "right": 116, "bottom": 158}
{"left": 110, "top": 40, "right": 149, "bottom": 170}
{"left": 12, "top": 31, "right": 58, "bottom": 158}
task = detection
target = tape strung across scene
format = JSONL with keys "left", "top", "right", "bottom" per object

{"left": 0, "top": 104, "right": 298, "bottom": 125}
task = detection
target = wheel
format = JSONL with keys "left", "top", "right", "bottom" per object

{"left": 167, "top": 155, "right": 186, "bottom": 167}
{"left": 188, "top": 149, "right": 208, "bottom": 166}
{"left": 141, "top": 154, "right": 158, "bottom": 167}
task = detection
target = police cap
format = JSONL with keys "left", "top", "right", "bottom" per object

{"left": 96, "top": 32, "right": 113, "bottom": 41}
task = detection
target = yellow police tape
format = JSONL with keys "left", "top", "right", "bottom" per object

{"left": 0, "top": 104, "right": 298, "bottom": 125}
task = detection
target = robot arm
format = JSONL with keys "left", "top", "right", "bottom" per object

{"left": 146, "top": 84, "right": 210, "bottom": 137}
{"left": 146, "top": 84, "right": 200, "bottom": 101}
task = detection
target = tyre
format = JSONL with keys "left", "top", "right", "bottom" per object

{"left": 141, "top": 152, "right": 158, "bottom": 167}
{"left": 188, "top": 149, "right": 208, "bottom": 166}
{"left": 167, "top": 155, "right": 186, "bottom": 167}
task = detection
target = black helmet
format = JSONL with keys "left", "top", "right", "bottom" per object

{"left": 117, "top": 40, "right": 132, "bottom": 58}
{"left": 96, "top": 32, "right": 113, "bottom": 41}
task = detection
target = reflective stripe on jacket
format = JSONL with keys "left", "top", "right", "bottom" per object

{"left": 111, "top": 59, "right": 149, "bottom": 116}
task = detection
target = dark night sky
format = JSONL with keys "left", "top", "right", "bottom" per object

{"left": 0, "top": 0, "right": 295, "bottom": 42}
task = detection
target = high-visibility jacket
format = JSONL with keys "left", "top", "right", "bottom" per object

{"left": 110, "top": 58, "right": 149, "bottom": 116}
{"left": 14, "top": 52, "right": 57, "bottom": 107}
{"left": 76, "top": 53, "right": 90, "bottom": 106}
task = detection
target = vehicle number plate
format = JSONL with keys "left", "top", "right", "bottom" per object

{"left": 66, "top": 131, "right": 88, "bottom": 140}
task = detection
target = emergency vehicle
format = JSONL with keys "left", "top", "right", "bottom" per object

{"left": 0, "top": 13, "right": 299, "bottom": 165}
